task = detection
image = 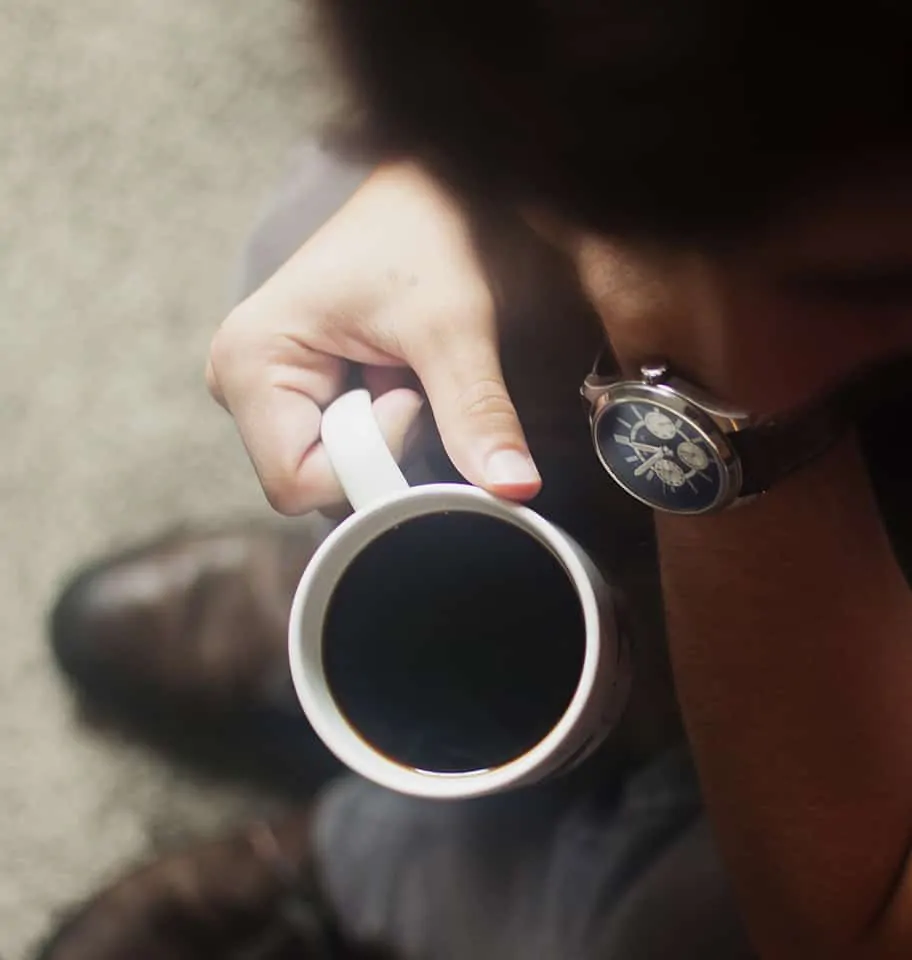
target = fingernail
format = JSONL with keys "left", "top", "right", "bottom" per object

{"left": 485, "top": 449, "right": 541, "bottom": 487}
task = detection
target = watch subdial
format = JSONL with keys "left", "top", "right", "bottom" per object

{"left": 652, "top": 458, "right": 686, "bottom": 488}
{"left": 644, "top": 410, "right": 677, "bottom": 440}
{"left": 677, "top": 441, "right": 709, "bottom": 472}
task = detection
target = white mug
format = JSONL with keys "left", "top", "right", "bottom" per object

{"left": 288, "top": 389, "right": 629, "bottom": 799}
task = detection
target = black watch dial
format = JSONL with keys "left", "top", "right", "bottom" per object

{"left": 593, "top": 399, "right": 730, "bottom": 513}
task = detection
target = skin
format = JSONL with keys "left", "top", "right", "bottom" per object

{"left": 570, "top": 169, "right": 912, "bottom": 957}
{"left": 208, "top": 157, "right": 912, "bottom": 957}
{"left": 208, "top": 162, "right": 540, "bottom": 515}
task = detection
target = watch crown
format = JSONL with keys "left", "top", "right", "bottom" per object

{"left": 641, "top": 362, "right": 669, "bottom": 385}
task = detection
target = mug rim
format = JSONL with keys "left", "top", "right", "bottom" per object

{"left": 288, "top": 483, "right": 608, "bottom": 800}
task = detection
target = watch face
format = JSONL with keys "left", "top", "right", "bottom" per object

{"left": 594, "top": 398, "right": 729, "bottom": 513}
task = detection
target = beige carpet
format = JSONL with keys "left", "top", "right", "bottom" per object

{"left": 0, "top": 2, "right": 337, "bottom": 954}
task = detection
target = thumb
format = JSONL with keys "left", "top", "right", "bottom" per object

{"left": 410, "top": 328, "right": 541, "bottom": 500}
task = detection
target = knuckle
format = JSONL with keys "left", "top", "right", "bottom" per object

{"left": 456, "top": 378, "right": 517, "bottom": 422}
{"left": 260, "top": 456, "right": 343, "bottom": 518}
{"left": 208, "top": 311, "right": 245, "bottom": 376}
{"left": 208, "top": 304, "right": 265, "bottom": 388}
{"left": 204, "top": 359, "right": 223, "bottom": 403}
{"left": 220, "top": 300, "right": 255, "bottom": 339}
{"left": 261, "top": 472, "right": 308, "bottom": 516}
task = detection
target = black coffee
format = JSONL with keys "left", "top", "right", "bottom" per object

{"left": 323, "top": 511, "right": 585, "bottom": 773}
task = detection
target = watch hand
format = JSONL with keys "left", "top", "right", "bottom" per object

{"left": 617, "top": 436, "right": 661, "bottom": 453}
{"left": 634, "top": 450, "right": 667, "bottom": 477}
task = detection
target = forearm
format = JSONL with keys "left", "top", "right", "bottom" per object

{"left": 658, "top": 434, "right": 912, "bottom": 957}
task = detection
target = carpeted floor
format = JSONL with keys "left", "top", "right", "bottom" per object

{"left": 1, "top": 2, "right": 336, "bottom": 954}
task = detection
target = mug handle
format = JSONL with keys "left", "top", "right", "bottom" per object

{"left": 321, "top": 389, "right": 410, "bottom": 511}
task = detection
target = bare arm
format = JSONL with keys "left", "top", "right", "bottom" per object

{"left": 570, "top": 225, "right": 912, "bottom": 956}
{"left": 659, "top": 436, "right": 912, "bottom": 957}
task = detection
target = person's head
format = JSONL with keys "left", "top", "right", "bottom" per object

{"left": 319, "top": 0, "right": 912, "bottom": 240}
{"left": 319, "top": 0, "right": 912, "bottom": 412}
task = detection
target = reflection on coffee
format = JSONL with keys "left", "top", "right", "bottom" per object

{"left": 323, "top": 511, "right": 585, "bottom": 773}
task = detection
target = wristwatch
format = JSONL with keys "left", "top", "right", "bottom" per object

{"left": 581, "top": 349, "right": 912, "bottom": 515}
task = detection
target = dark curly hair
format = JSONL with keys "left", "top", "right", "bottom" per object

{"left": 318, "top": 0, "right": 912, "bottom": 241}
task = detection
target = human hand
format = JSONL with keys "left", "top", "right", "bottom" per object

{"left": 207, "top": 161, "right": 541, "bottom": 515}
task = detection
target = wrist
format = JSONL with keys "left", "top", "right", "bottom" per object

{"left": 655, "top": 430, "right": 898, "bottom": 591}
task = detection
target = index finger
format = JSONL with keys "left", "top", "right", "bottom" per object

{"left": 208, "top": 309, "right": 423, "bottom": 514}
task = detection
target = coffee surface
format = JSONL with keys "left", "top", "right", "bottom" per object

{"left": 323, "top": 511, "right": 586, "bottom": 773}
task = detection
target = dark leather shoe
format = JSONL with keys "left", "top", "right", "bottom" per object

{"left": 35, "top": 809, "right": 391, "bottom": 960}
{"left": 49, "top": 521, "right": 340, "bottom": 794}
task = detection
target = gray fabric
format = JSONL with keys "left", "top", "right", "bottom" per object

{"left": 313, "top": 749, "right": 753, "bottom": 960}
{"left": 239, "top": 141, "right": 370, "bottom": 302}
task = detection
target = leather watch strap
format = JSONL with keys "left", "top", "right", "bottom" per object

{"left": 731, "top": 353, "right": 912, "bottom": 497}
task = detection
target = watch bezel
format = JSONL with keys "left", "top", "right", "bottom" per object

{"left": 584, "top": 378, "right": 744, "bottom": 515}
